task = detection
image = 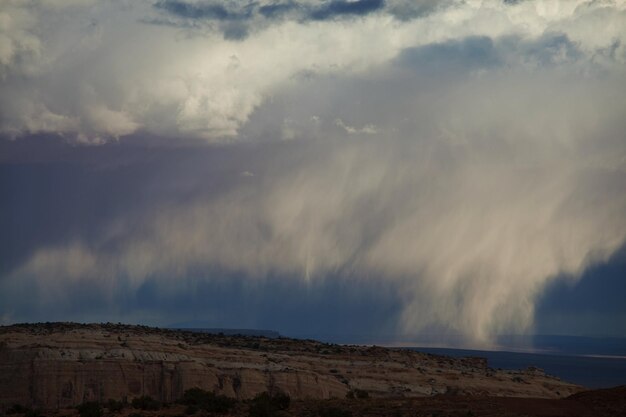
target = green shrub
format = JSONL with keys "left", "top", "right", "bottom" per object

{"left": 76, "top": 402, "right": 102, "bottom": 417}
{"left": 178, "top": 388, "right": 235, "bottom": 414}
{"left": 131, "top": 396, "right": 161, "bottom": 411}
{"left": 248, "top": 391, "right": 290, "bottom": 417}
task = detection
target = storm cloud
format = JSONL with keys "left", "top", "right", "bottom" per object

{"left": 1, "top": 0, "right": 626, "bottom": 345}
{"left": 155, "top": 0, "right": 386, "bottom": 23}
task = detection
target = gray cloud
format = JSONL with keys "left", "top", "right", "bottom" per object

{"left": 535, "top": 244, "right": 626, "bottom": 337}
{"left": 4, "top": 51, "right": 626, "bottom": 342}
{"left": 308, "top": 0, "right": 385, "bottom": 20}
{"left": 150, "top": 0, "right": 388, "bottom": 40}
{"left": 1, "top": 0, "right": 626, "bottom": 345}
{"left": 396, "top": 32, "right": 586, "bottom": 75}
{"left": 396, "top": 36, "right": 502, "bottom": 74}
{"left": 154, "top": 0, "right": 253, "bottom": 21}
{"left": 385, "top": 0, "right": 447, "bottom": 21}
{"left": 2, "top": 0, "right": 625, "bottom": 142}
{"left": 154, "top": 0, "right": 386, "bottom": 24}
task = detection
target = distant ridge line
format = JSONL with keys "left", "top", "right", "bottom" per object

{"left": 175, "top": 327, "right": 281, "bottom": 338}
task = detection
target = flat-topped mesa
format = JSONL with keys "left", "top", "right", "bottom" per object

{"left": 0, "top": 323, "right": 583, "bottom": 411}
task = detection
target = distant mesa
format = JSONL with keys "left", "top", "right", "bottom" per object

{"left": 175, "top": 327, "right": 281, "bottom": 339}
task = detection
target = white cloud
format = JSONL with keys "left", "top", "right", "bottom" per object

{"left": 335, "top": 118, "right": 378, "bottom": 135}
{"left": 2, "top": 0, "right": 626, "bottom": 344}
{"left": 1, "top": 0, "right": 625, "bottom": 141}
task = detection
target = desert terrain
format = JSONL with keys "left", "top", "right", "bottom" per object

{"left": 1, "top": 323, "right": 624, "bottom": 416}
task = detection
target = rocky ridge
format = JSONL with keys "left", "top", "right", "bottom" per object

{"left": 0, "top": 323, "right": 583, "bottom": 410}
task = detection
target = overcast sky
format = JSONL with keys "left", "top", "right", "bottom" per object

{"left": 1, "top": 0, "right": 625, "bottom": 346}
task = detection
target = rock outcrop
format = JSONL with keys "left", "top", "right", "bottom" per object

{"left": 0, "top": 323, "right": 583, "bottom": 410}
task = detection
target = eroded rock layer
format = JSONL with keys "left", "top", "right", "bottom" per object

{"left": 0, "top": 323, "right": 583, "bottom": 410}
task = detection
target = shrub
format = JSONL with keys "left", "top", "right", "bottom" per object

{"left": 318, "top": 406, "right": 352, "bottom": 417}
{"left": 24, "top": 409, "right": 43, "bottom": 417}
{"left": 178, "top": 388, "right": 235, "bottom": 414}
{"left": 346, "top": 389, "right": 369, "bottom": 399}
{"left": 353, "top": 389, "right": 369, "bottom": 399}
{"left": 6, "top": 404, "right": 30, "bottom": 415}
{"left": 76, "top": 402, "right": 102, "bottom": 417}
{"left": 106, "top": 399, "right": 126, "bottom": 413}
{"left": 131, "top": 396, "right": 161, "bottom": 411}
{"left": 248, "top": 391, "right": 290, "bottom": 417}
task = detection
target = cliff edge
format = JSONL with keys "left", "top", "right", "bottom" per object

{"left": 0, "top": 323, "right": 583, "bottom": 410}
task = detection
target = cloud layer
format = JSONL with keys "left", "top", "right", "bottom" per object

{"left": 1, "top": 0, "right": 626, "bottom": 344}
{"left": 2, "top": 0, "right": 625, "bottom": 142}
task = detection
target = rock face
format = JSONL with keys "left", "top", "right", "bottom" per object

{"left": 0, "top": 323, "right": 583, "bottom": 410}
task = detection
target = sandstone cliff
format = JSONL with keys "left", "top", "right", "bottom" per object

{"left": 0, "top": 323, "right": 583, "bottom": 410}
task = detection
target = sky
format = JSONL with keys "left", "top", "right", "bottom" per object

{"left": 1, "top": 0, "right": 625, "bottom": 347}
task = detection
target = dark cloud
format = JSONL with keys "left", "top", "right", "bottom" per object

{"left": 396, "top": 36, "right": 501, "bottom": 74}
{"left": 395, "top": 33, "right": 583, "bottom": 76}
{"left": 258, "top": 2, "right": 300, "bottom": 19}
{"left": 386, "top": 0, "right": 444, "bottom": 22}
{"left": 151, "top": 271, "right": 402, "bottom": 341}
{"left": 151, "top": 0, "right": 387, "bottom": 39}
{"left": 521, "top": 32, "right": 581, "bottom": 65}
{"left": 2, "top": 135, "right": 624, "bottom": 340}
{"left": 221, "top": 21, "right": 250, "bottom": 40}
{"left": 154, "top": 0, "right": 253, "bottom": 21}
{"left": 308, "top": 0, "right": 385, "bottom": 21}
{"left": 0, "top": 172, "right": 404, "bottom": 338}
{"left": 0, "top": 134, "right": 273, "bottom": 276}
{"left": 535, "top": 244, "right": 626, "bottom": 337}
{"left": 155, "top": 0, "right": 384, "bottom": 23}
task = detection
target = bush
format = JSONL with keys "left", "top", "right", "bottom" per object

{"left": 131, "top": 396, "right": 161, "bottom": 411}
{"left": 76, "top": 402, "right": 102, "bottom": 417}
{"left": 248, "top": 391, "right": 290, "bottom": 417}
{"left": 178, "top": 388, "right": 236, "bottom": 414}
{"left": 24, "top": 409, "right": 43, "bottom": 417}
{"left": 106, "top": 399, "right": 126, "bottom": 413}
{"left": 318, "top": 406, "right": 352, "bottom": 417}
{"left": 6, "top": 404, "right": 30, "bottom": 415}
{"left": 353, "top": 389, "right": 369, "bottom": 399}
